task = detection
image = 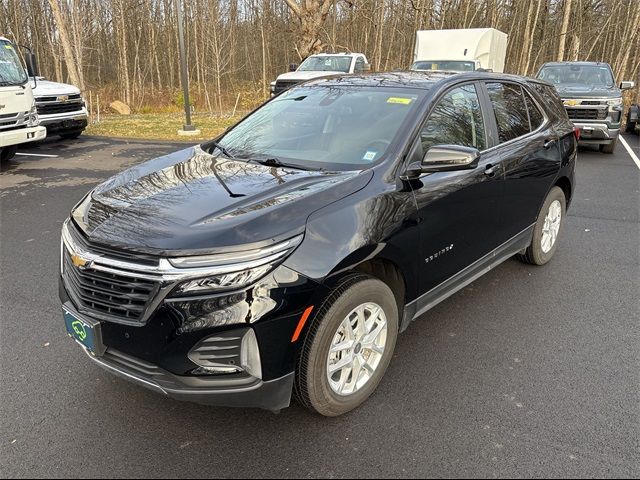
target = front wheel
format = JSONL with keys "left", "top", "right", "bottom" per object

{"left": 518, "top": 186, "right": 566, "bottom": 266}
{"left": 0, "top": 146, "right": 18, "bottom": 164}
{"left": 60, "top": 130, "right": 84, "bottom": 140}
{"left": 294, "top": 275, "right": 399, "bottom": 417}
{"left": 600, "top": 138, "right": 617, "bottom": 154}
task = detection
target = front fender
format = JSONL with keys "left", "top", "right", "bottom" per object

{"left": 283, "top": 180, "right": 420, "bottom": 302}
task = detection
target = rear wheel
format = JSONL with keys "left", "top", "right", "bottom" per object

{"left": 518, "top": 186, "right": 566, "bottom": 266}
{"left": 294, "top": 275, "right": 398, "bottom": 417}
{"left": 627, "top": 120, "right": 638, "bottom": 134}
{"left": 599, "top": 138, "right": 617, "bottom": 154}
{"left": 0, "top": 146, "right": 18, "bottom": 164}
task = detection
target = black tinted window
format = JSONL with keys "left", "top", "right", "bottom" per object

{"left": 420, "top": 84, "right": 487, "bottom": 152}
{"left": 524, "top": 89, "right": 545, "bottom": 130}
{"left": 355, "top": 57, "right": 365, "bottom": 73}
{"left": 486, "top": 83, "right": 530, "bottom": 143}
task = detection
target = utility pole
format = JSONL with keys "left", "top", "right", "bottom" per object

{"left": 176, "top": 0, "right": 200, "bottom": 136}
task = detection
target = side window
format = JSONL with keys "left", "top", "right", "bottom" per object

{"left": 354, "top": 57, "right": 365, "bottom": 73}
{"left": 486, "top": 82, "right": 530, "bottom": 143}
{"left": 524, "top": 88, "right": 545, "bottom": 130}
{"left": 420, "top": 84, "right": 487, "bottom": 153}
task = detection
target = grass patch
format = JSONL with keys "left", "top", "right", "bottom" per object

{"left": 86, "top": 113, "right": 244, "bottom": 142}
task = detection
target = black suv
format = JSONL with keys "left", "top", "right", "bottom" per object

{"left": 60, "top": 72, "right": 577, "bottom": 416}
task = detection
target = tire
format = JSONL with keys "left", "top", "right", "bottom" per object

{"left": 0, "top": 146, "right": 18, "bottom": 164}
{"left": 294, "top": 274, "right": 399, "bottom": 417}
{"left": 599, "top": 138, "right": 617, "bottom": 154}
{"left": 518, "top": 186, "right": 566, "bottom": 266}
{"left": 627, "top": 121, "right": 638, "bottom": 134}
{"left": 60, "top": 130, "right": 84, "bottom": 140}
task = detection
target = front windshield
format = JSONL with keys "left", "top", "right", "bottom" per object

{"left": 298, "top": 56, "right": 352, "bottom": 73}
{"left": 537, "top": 64, "right": 615, "bottom": 88}
{"left": 216, "top": 86, "right": 426, "bottom": 171}
{"left": 0, "top": 40, "right": 27, "bottom": 86}
{"left": 412, "top": 61, "right": 475, "bottom": 72}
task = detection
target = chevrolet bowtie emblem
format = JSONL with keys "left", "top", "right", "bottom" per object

{"left": 71, "top": 253, "right": 90, "bottom": 268}
{"left": 58, "top": 95, "right": 69, "bottom": 102}
{"left": 0, "top": 104, "right": 5, "bottom": 110}
{"left": 564, "top": 99, "right": 580, "bottom": 107}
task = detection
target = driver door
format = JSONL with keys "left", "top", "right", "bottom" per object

{"left": 408, "top": 82, "right": 505, "bottom": 296}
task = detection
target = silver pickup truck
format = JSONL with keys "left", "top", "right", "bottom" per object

{"left": 537, "top": 62, "right": 634, "bottom": 153}
{"left": 31, "top": 77, "right": 88, "bottom": 140}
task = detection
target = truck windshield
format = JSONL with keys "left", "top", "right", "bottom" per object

{"left": 537, "top": 64, "right": 615, "bottom": 88}
{"left": 0, "top": 40, "right": 27, "bottom": 86}
{"left": 214, "top": 86, "right": 425, "bottom": 171}
{"left": 412, "top": 61, "right": 475, "bottom": 72}
{"left": 298, "top": 56, "right": 352, "bottom": 73}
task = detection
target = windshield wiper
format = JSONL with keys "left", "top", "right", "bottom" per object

{"left": 248, "top": 157, "right": 321, "bottom": 172}
{"left": 210, "top": 141, "right": 235, "bottom": 159}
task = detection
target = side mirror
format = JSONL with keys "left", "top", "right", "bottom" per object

{"left": 402, "top": 145, "right": 481, "bottom": 179}
{"left": 289, "top": 63, "right": 298, "bottom": 72}
{"left": 620, "top": 81, "right": 635, "bottom": 90}
{"left": 25, "top": 52, "right": 39, "bottom": 77}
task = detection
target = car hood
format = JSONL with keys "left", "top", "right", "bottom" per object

{"left": 554, "top": 83, "right": 621, "bottom": 99}
{"left": 276, "top": 71, "right": 344, "bottom": 82}
{"left": 31, "top": 78, "right": 81, "bottom": 97}
{"left": 73, "top": 146, "right": 372, "bottom": 255}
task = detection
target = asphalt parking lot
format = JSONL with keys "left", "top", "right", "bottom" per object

{"left": 1, "top": 134, "right": 639, "bottom": 478}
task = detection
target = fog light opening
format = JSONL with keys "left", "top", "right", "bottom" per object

{"left": 240, "top": 329, "right": 262, "bottom": 380}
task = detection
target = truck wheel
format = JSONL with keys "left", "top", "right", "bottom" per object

{"left": 294, "top": 274, "right": 399, "bottom": 417}
{"left": 627, "top": 121, "right": 637, "bottom": 134}
{"left": 518, "top": 186, "right": 566, "bottom": 266}
{"left": 600, "top": 139, "right": 617, "bottom": 154}
{"left": 60, "top": 130, "right": 84, "bottom": 140}
{"left": 0, "top": 146, "right": 18, "bottom": 164}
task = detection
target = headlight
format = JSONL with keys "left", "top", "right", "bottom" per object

{"left": 27, "top": 103, "right": 39, "bottom": 127}
{"left": 607, "top": 98, "right": 623, "bottom": 108}
{"left": 168, "top": 234, "right": 303, "bottom": 296}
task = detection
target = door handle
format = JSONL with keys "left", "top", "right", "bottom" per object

{"left": 544, "top": 138, "right": 558, "bottom": 150}
{"left": 484, "top": 164, "right": 497, "bottom": 177}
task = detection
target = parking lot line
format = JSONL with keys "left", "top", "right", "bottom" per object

{"left": 15, "top": 152, "right": 59, "bottom": 158}
{"left": 619, "top": 136, "right": 640, "bottom": 170}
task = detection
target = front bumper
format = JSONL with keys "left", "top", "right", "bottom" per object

{"left": 83, "top": 346, "right": 295, "bottom": 410}
{"left": 39, "top": 108, "right": 88, "bottom": 133}
{"left": 0, "top": 125, "right": 47, "bottom": 147}
{"left": 572, "top": 122, "right": 619, "bottom": 144}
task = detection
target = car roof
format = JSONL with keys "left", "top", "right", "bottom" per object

{"left": 303, "top": 71, "right": 549, "bottom": 90}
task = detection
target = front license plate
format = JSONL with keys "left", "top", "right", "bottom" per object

{"left": 63, "top": 309, "right": 105, "bottom": 355}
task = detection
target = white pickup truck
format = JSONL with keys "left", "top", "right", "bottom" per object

{"left": 32, "top": 77, "right": 88, "bottom": 140}
{"left": 270, "top": 53, "right": 370, "bottom": 96}
{"left": 0, "top": 36, "right": 46, "bottom": 163}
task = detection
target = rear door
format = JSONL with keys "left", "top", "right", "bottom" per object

{"left": 482, "top": 81, "right": 562, "bottom": 240}
{"left": 409, "top": 82, "right": 505, "bottom": 294}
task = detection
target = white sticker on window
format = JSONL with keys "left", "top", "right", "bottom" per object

{"left": 363, "top": 151, "right": 378, "bottom": 161}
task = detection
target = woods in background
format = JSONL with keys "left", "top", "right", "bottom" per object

{"left": 1, "top": 0, "right": 639, "bottom": 114}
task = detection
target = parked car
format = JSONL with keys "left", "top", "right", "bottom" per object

{"left": 60, "top": 72, "right": 577, "bottom": 416}
{"left": 270, "top": 52, "right": 370, "bottom": 96}
{"left": 537, "top": 61, "right": 635, "bottom": 153}
{"left": 31, "top": 77, "right": 88, "bottom": 140}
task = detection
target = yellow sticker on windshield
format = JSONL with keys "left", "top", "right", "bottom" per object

{"left": 387, "top": 97, "right": 413, "bottom": 105}
{"left": 4, "top": 45, "right": 14, "bottom": 49}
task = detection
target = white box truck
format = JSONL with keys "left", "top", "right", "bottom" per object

{"left": 0, "top": 36, "right": 46, "bottom": 164}
{"left": 411, "top": 28, "right": 508, "bottom": 73}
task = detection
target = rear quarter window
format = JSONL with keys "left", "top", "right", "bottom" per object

{"left": 530, "top": 83, "right": 570, "bottom": 122}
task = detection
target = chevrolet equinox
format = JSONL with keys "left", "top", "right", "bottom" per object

{"left": 60, "top": 72, "right": 577, "bottom": 416}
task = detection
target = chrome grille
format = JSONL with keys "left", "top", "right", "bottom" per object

{"left": 565, "top": 107, "right": 608, "bottom": 121}
{"left": 0, "top": 111, "right": 29, "bottom": 131}
{"left": 62, "top": 245, "right": 159, "bottom": 322}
